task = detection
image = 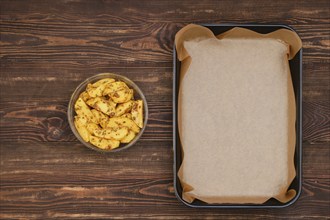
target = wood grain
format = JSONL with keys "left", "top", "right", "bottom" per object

{"left": 0, "top": 99, "right": 328, "bottom": 144}
{"left": 0, "top": 142, "right": 329, "bottom": 219}
{"left": 1, "top": 0, "right": 329, "bottom": 219}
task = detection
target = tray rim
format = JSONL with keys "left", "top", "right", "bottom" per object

{"left": 172, "top": 23, "right": 303, "bottom": 208}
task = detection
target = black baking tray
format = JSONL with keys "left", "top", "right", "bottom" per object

{"left": 173, "top": 24, "right": 302, "bottom": 208}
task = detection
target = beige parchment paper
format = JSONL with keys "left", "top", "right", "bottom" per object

{"left": 176, "top": 24, "right": 302, "bottom": 204}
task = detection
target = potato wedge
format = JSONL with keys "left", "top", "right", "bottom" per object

{"left": 89, "top": 136, "right": 106, "bottom": 149}
{"left": 74, "top": 97, "right": 97, "bottom": 123}
{"left": 108, "top": 100, "right": 117, "bottom": 109}
{"left": 86, "top": 97, "right": 104, "bottom": 108}
{"left": 115, "top": 100, "right": 133, "bottom": 116}
{"left": 86, "top": 123, "right": 100, "bottom": 134}
{"left": 110, "top": 88, "right": 133, "bottom": 103}
{"left": 131, "top": 100, "right": 143, "bottom": 128}
{"left": 94, "top": 99, "right": 116, "bottom": 117}
{"left": 121, "top": 113, "right": 132, "bottom": 119}
{"left": 74, "top": 118, "right": 90, "bottom": 142}
{"left": 99, "top": 118, "right": 109, "bottom": 129}
{"left": 91, "top": 109, "right": 109, "bottom": 128}
{"left": 103, "top": 81, "right": 129, "bottom": 96}
{"left": 89, "top": 136, "right": 120, "bottom": 150}
{"left": 120, "top": 130, "right": 136, "bottom": 143}
{"left": 79, "top": 91, "right": 90, "bottom": 102}
{"left": 107, "top": 117, "right": 140, "bottom": 133}
{"left": 75, "top": 115, "right": 88, "bottom": 125}
{"left": 106, "top": 119, "right": 120, "bottom": 130}
{"left": 90, "top": 109, "right": 101, "bottom": 123}
{"left": 103, "top": 138, "right": 120, "bottom": 149}
{"left": 94, "top": 127, "right": 128, "bottom": 141}
{"left": 92, "top": 78, "right": 115, "bottom": 87}
{"left": 87, "top": 83, "right": 107, "bottom": 98}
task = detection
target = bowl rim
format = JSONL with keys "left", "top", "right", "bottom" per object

{"left": 67, "top": 73, "right": 148, "bottom": 153}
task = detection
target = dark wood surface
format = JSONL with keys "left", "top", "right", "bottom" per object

{"left": 1, "top": 0, "right": 329, "bottom": 219}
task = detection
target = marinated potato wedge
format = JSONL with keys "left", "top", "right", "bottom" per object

{"left": 87, "top": 78, "right": 115, "bottom": 98}
{"left": 89, "top": 136, "right": 120, "bottom": 150}
{"left": 75, "top": 115, "right": 88, "bottom": 125}
{"left": 107, "top": 117, "right": 140, "bottom": 133}
{"left": 110, "top": 88, "right": 133, "bottom": 103}
{"left": 121, "top": 113, "right": 132, "bottom": 119}
{"left": 86, "top": 97, "right": 104, "bottom": 108}
{"left": 94, "top": 127, "right": 129, "bottom": 141}
{"left": 74, "top": 118, "right": 90, "bottom": 142}
{"left": 94, "top": 99, "right": 116, "bottom": 117}
{"left": 91, "top": 109, "right": 109, "bottom": 128}
{"left": 86, "top": 123, "right": 100, "bottom": 134}
{"left": 86, "top": 83, "right": 102, "bottom": 97}
{"left": 79, "top": 91, "right": 90, "bottom": 102}
{"left": 92, "top": 78, "right": 115, "bottom": 87}
{"left": 74, "top": 97, "right": 97, "bottom": 123}
{"left": 103, "top": 81, "right": 129, "bottom": 96}
{"left": 120, "top": 130, "right": 136, "bottom": 143}
{"left": 115, "top": 100, "right": 133, "bottom": 116}
{"left": 131, "top": 100, "right": 143, "bottom": 128}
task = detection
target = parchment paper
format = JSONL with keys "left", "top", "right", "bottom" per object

{"left": 176, "top": 24, "right": 302, "bottom": 204}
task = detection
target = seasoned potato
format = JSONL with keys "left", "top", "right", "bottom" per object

{"left": 110, "top": 88, "right": 132, "bottom": 103}
{"left": 73, "top": 77, "right": 144, "bottom": 150}
{"left": 120, "top": 130, "right": 136, "bottom": 143}
{"left": 99, "top": 118, "right": 109, "bottom": 129}
{"left": 103, "top": 81, "right": 133, "bottom": 103}
{"left": 94, "top": 99, "right": 116, "bottom": 117}
{"left": 106, "top": 118, "right": 120, "bottom": 129}
{"left": 74, "top": 97, "right": 97, "bottom": 123}
{"left": 79, "top": 91, "right": 90, "bottom": 102}
{"left": 107, "top": 117, "right": 140, "bottom": 133}
{"left": 131, "top": 100, "right": 143, "bottom": 128}
{"left": 91, "top": 109, "right": 101, "bottom": 123}
{"left": 104, "top": 138, "right": 120, "bottom": 149}
{"left": 86, "top": 97, "right": 104, "bottom": 108}
{"left": 86, "top": 123, "right": 100, "bottom": 134}
{"left": 86, "top": 77, "right": 117, "bottom": 98}
{"left": 87, "top": 83, "right": 107, "bottom": 98}
{"left": 89, "top": 136, "right": 120, "bottom": 150}
{"left": 74, "top": 118, "right": 90, "bottom": 142}
{"left": 92, "top": 78, "right": 115, "bottom": 87}
{"left": 94, "top": 127, "right": 129, "bottom": 141}
{"left": 121, "top": 113, "right": 132, "bottom": 119}
{"left": 75, "top": 115, "right": 88, "bottom": 125}
{"left": 89, "top": 136, "right": 106, "bottom": 149}
{"left": 129, "top": 89, "right": 134, "bottom": 100}
{"left": 91, "top": 109, "right": 109, "bottom": 128}
{"left": 115, "top": 100, "right": 133, "bottom": 116}
{"left": 103, "top": 81, "right": 129, "bottom": 96}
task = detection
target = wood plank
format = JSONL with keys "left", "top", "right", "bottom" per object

{"left": 0, "top": 141, "right": 328, "bottom": 185}
{"left": 1, "top": 0, "right": 329, "bottom": 23}
{"left": 0, "top": 23, "right": 329, "bottom": 68}
{"left": 1, "top": 100, "right": 328, "bottom": 143}
{"left": 0, "top": 177, "right": 329, "bottom": 219}
{"left": 0, "top": 67, "right": 173, "bottom": 102}
{"left": 0, "top": 141, "right": 329, "bottom": 218}
{"left": 303, "top": 100, "right": 330, "bottom": 143}
{"left": 1, "top": 0, "right": 329, "bottom": 68}
{"left": 303, "top": 143, "right": 330, "bottom": 179}
{"left": 0, "top": 62, "right": 328, "bottom": 103}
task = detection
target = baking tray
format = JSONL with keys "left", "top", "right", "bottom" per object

{"left": 173, "top": 24, "right": 302, "bottom": 208}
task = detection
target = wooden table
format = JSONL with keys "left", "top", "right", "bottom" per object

{"left": 1, "top": 0, "right": 329, "bottom": 219}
